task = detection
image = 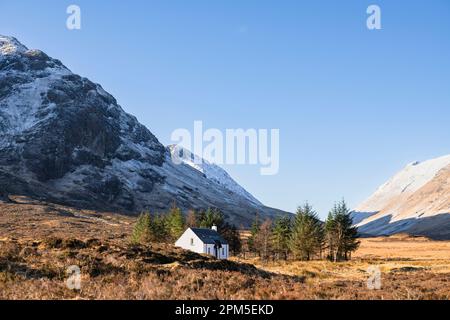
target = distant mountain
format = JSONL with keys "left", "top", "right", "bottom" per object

{"left": 353, "top": 155, "right": 450, "bottom": 239}
{"left": 0, "top": 35, "right": 288, "bottom": 226}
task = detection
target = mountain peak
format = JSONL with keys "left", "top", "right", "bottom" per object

{"left": 0, "top": 35, "right": 28, "bottom": 56}
{"left": 353, "top": 154, "right": 450, "bottom": 239}
{"left": 0, "top": 35, "right": 285, "bottom": 226}
{"left": 357, "top": 154, "right": 450, "bottom": 212}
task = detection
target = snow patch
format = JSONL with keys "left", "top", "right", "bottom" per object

{"left": 0, "top": 35, "right": 28, "bottom": 56}
{"left": 0, "top": 71, "right": 68, "bottom": 134}
{"left": 168, "top": 145, "right": 262, "bottom": 205}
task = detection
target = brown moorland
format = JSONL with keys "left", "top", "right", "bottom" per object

{"left": 1, "top": 197, "right": 449, "bottom": 300}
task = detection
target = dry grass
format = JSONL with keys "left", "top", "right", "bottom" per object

{"left": 233, "top": 235, "right": 450, "bottom": 299}
{"left": 355, "top": 234, "right": 450, "bottom": 261}
{"left": 1, "top": 237, "right": 303, "bottom": 300}
{"left": 0, "top": 196, "right": 134, "bottom": 243}
{"left": 1, "top": 198, "right": 449, "bottom": 300}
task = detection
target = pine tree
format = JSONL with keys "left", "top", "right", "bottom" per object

{"left": 167, "top": 205, "right": 185, "bottom": 241}
{"left": 325, "top": 208, "right": 338, "bottom": 261}
{"left": 337, "top": 200, "right": 360, "bottom": 260}
{"left": 199, "top": 208, "right": 224, "bottom": 228}
{"left": 220, "top": 223, "right": 242, "bottom": 256}
{"left": 247, "top": 214, "right": 260, "bottom": 255}
{"left": 271, "top": 216, "right": 292, "bottom": 260}
{"left": 152, "top": 213, "right": 170, "bottom": 243}
{"left": 325, "top": 200, "right": 360, "bottom": 261}
{"left": 131, "top": 213, "right": 152, "bottom": 244}
{"left": 197, "top": 210, "right": 206, "bottom": 227}
{"left": 290, "top": 203, "right": 324, "bottom": 261}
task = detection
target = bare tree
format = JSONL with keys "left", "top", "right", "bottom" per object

{"left": 185, "top": 210, "right": 197, "bottom": 228}
{"left": 256, "top": 219, "right": 273, "bottom": 262}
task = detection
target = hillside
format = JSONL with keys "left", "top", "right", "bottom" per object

{"left": 353, "top": 155, "right": 450, "bottom": 239}
{"left": 0, "top": 196, "right": 294, "bottom": 299}
{"left": 2, "top": 198, "right": 450, "bottom": 300}
{"left": 0, "top": 35, "right": 287, "bottom": 226}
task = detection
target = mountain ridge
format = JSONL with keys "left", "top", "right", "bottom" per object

{"left": 0, "top": 35, "right": 288, "bottom": 226}
{"left": 353, "top": 154, "right": 450, "bottom": 239}
{"left": 168, "top": 145, "right": 263, "bottom": 206}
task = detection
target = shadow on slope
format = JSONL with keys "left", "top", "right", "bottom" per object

{"left": 351, "top": 211, "right": 379, "bottom": 225}
{"left": 357, "top": 213, "right": 450, "bottom": 240}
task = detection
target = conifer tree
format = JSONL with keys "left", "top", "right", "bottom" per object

{"left": 197, "top": 210, "right": 206, "bottom": 227}
{"left": 131, "top": 213, "right": 152, "bottom": 244}
{"left": 167, "top": 205, "right": 185, "bottom": 240}
{"left": 325, "top": 200, "right": 360, "bottom": 261}
{"left": 247, "top": 214, "right": 260, "bottom": 255}
{"left": 272, "top": 216, "right": 292, "bottom": 260}
{"left": 325, "top": 208, "right": 338, "bottom": 261}
{"left": 152, "top": 213, "right": 171, "bottom": 243}
{"left": 199, "top": 208, "right": 224, "bottom": 228}
{"left": 220, "top": 223, "right": 242, "bottom": 255}
{"left": 290, "top": 203, "right": 324, "bottom": 261}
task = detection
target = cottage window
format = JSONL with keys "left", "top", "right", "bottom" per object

{"left": 190, "top": 238, "right": 194, "bottom": 246}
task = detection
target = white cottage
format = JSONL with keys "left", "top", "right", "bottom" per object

{"left": 175, "top": 226, "right": 229, "bottom": 259}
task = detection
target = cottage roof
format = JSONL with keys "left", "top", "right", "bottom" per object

{"left": 190, "top": 228, "right": 228, "bottom": 245}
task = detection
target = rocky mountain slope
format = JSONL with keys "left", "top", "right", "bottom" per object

{"left": 168, "top": 145, "right": 262, "bottom": 206}
{"left": 0, "top": 35, "right": 286, "bottom": 226}
{"left": 353, "top": 155, "right": 450, "bottom": 239}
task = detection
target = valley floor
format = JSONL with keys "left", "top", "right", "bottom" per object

{"left": 1, "top": 198, "right": 449, "bottom": 300}
{"left": 235, "top": 235, "right": 450, "bottom": 299}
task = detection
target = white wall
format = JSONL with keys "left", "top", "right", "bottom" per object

{"left": 175, "top": 229, "right": 204, "bottom": 254}
{"left": 205, "top": 243, "right": 229, "bottom": 259}
{"left": 220, "top": 244, "right": 229, "bottom": 259}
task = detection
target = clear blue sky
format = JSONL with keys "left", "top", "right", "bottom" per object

{"left": 1, "top": 1, "right": 449, "bottom": 218}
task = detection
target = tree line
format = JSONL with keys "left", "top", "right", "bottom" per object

{"left": 247, "top": 200, "right": 360, "bottom": 262}
{"left": 131, "top": 199, "right": 360, "bottom": 262}
{"left": 131, "top": 205, "right": 242, "bottom": 255}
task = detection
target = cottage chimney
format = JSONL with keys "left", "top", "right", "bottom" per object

{"left": 211, "top": 225, "right": 218, "bottom": 232}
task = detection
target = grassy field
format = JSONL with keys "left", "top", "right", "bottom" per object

{"left": 235, "top": 235, "right": 450, "bottom": 299}
{"left": 1, "top": 198, "right": 449, "bottom": 300}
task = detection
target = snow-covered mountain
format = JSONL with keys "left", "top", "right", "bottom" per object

{"left": 0, "top": 35, "right": 287, "bottom": 226}
{"left": 168, "top": 145, "right": 262, "bottom": 206}
{"left": 353, "top": 155, "right": 450, "bottom": 239}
